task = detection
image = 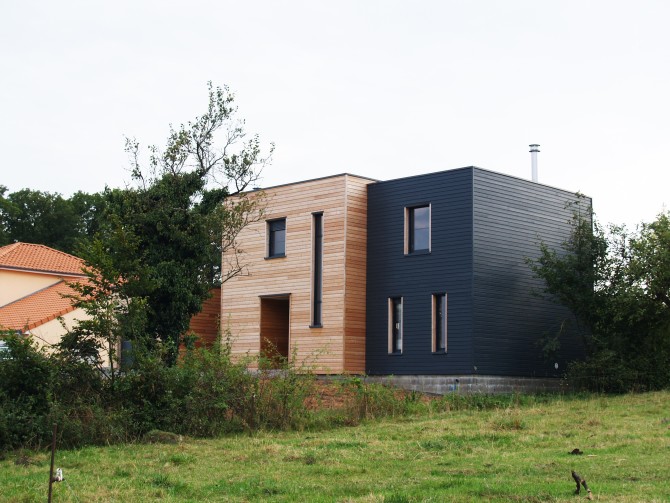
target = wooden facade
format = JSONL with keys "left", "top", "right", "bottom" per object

{"left": 221, "top": 174, "right": 374, "bottom": 373}
{"left": 187, "top": 288, "right": 221, "bottom": 347}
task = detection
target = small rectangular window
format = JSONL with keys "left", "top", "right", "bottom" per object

{"left": 405, "top": 205, "right": 430, "bottom": 254}
{"left": 267, "top": 219, "right": 286, "bottom": 258}
{"left": 432, "top": 293, "right": 447, "bottom": 352}
{"left": 311, "top": 212, "right": 323, "bottom": 327}
{"left": 388, "top": 297, "right": 403, "bottom": 354}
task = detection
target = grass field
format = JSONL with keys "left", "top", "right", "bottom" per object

{"left": 1, "top": 391, "right": 668, "bottom": 502}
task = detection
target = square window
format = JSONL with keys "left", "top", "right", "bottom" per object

{"left": 432, "top": 293, "right": 447, "bottom": 352}
{"left": 388, "top": 297, "right": 403, "bottom": 354}
{"left": 405, "top": 205, "right": 430, "bottom": 254}
{"left": 267, "top": 219, "right": 286, "bottom": 258}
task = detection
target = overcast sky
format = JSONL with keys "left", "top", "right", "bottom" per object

{"left": 1, "top": 1, "right": 668, "bottom": 228}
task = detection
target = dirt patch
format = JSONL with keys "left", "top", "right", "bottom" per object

{"left": 304, "top": 381, "right": 435, "bottom": 411}
{"left": 304, "top": 381, "right": 352, "bottom": 410}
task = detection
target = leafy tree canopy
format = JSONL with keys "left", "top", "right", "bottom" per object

{"left": 74, "top": 82, "right": 270, "bottom": 364}
{"left": 529, "top": 197, "right": 670, "bottom": 391}
{"left": 0, "top": 187, "right": 106, "bottom": 253}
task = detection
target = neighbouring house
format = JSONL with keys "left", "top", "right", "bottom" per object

{"left": 222, "top": 167, "right": 588, "bottom": 393}
{"left": 0, "top": 242, "right": 89, "bottom": 349}
{"left": 0, "top": 242, "right": 222, "bottom": 362}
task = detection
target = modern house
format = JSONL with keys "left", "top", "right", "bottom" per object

{"left": 222, "top": 167, "right": 587, "bottom": 392}
{"left": 0, "top": 242, "right": 89, "bottom": 348}
{"left": 222, "top": 174, "right": 374, "bottom": 373}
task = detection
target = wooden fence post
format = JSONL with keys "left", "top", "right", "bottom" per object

{"left": 48, "top": 423, "right": 57, "bottom": 503}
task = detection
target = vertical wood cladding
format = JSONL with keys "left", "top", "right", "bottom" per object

{"left": 343, "top": 177, "right": 370, "bottom": 372}
{"left": 222, "top": 174, "right": 373, "bottom": 374}
{"left": 187, "top": 288, "right": 221, "bottom": 347}
{"left": 366, "top": 168, "right": 475, "bottom": 375}
{"left": 472, "top": 169, "right": 587, "bottom": 377}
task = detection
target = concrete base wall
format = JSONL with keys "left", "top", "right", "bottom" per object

{"left": 360, "top": 375, "right": 568, "bottom": 395}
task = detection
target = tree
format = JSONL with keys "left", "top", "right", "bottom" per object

{"left": 79, "top": 82, "right": 270, "bottom": 364}
{"left": 0, "top": 187, "right": 106, "bottom": 253}
{"left": 529, "top": 200, "right": 670, "bottom": 391}
{"left": 629, "top": 213, "right": 670, "bottom": 310}
{"left": 59, "top": 226, "right": 149, "bottom": 389}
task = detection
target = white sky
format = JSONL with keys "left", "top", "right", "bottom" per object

{"left": 1, "top": 1, "right": 668, "bottom": 228}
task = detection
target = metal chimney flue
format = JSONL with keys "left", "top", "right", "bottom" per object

{"left": 529, "top": 144, "right": 540, "bottom": 182}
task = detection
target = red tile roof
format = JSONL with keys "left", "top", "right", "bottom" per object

{"left": 0, "top": 242, "right": 85, "bottom": 276}
{"left": 0, "top": 280, "right": 81, "bottom": 331}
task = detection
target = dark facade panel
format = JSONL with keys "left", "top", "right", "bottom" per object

{"left": 472, "top": 168, "right": 587, "bottom": 377}
{"left": 366, "top": 168, "right": 475, "bottom": 375}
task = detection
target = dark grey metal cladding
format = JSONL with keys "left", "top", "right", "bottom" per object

{"left": 471, "top": 168, "right": 587, "bottom": 377}
{"left": 366, "top": 168, "right": 475, "bottom": 375}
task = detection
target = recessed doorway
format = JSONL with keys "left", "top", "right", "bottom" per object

{"left": 260, "top": 295, "right": 290, "bottom": 365}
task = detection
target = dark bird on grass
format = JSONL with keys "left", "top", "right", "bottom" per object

{"left": 571, "top": 470, "right": 593, "bottom": 500}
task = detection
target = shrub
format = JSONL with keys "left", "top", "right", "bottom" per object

{"left": 247, "top": 352, "right": 316, "bottom": 431}
{"left": 175, "top": 343, "right": 254, "bottom": 436}
{"left": 112, "top": 337, "right": 317, "bottom": 437}
{"left": 340, "top": 378, "right": 412, "bottom": 425}
{"left": 0, "top": 336, "right": 53, "bottom": 450}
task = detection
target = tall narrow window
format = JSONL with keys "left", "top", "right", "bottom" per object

{"left": 388, "top": 297, "right": 403, "bottom": 354}
{"left": 406, "top": 205, "right": 430, "bottom": 254}
{"left": 433, "top": 293, "right": 447, "bottom": 352}
{"left": 267, "top": 218, "right": 286, "bottom": 258}
{"left": 311, "top": 212, "right": 323, "bottom": 327}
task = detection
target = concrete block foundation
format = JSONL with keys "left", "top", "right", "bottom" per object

{"left": 360, "top": 375, "right": 568, "bottom": 395}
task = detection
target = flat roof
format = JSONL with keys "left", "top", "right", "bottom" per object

{"left": 249, "top": 166, "right": 588, "bottom": 200}
{"left": 248, "top": 173, "right": 379, "bottom": 193}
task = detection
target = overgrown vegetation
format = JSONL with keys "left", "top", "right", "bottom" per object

{"left": 0, "top": 331, "right": 319, "bottom": 451}
{"left": 2, "top": 391, "right": 668, "bottom": 502}
{"left": 529, "top": 196, "right": 670, "bottom": 392}
{"left": 2, "top": 324, "right": 554, "bottom": 454}
{"left": 1, "top": 329, "right": 455, "bottom": 452}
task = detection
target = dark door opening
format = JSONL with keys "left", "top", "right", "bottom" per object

{"left": 260, "top": 296, "right": 290, "bottom": 365}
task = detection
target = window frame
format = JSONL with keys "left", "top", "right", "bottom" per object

{"left": 266, "top": 218, "right": 286, "bottom": 259}
{"left": 404, "top": 204, "right": 431, "bottom": 255}
{"left": 432, "top": 293, "right": 447, "bottom": 353}
{"left": 310, "top": 212, "right": 324, "bottom": 328}
{"left": 388, "top": 296, "right": 403, "bottom": 355}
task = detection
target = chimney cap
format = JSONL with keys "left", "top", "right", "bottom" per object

{"left": 529, "top": 144, "right": 540, "bottom": 152}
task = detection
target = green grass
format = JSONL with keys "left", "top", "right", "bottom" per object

{"left": 1, "top": 391, "right": 669, "bottom": 502}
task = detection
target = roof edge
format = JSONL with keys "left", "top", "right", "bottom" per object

{"left": 0, "top": 265, "right": 87, "bottom": 277}
{"left": 243, "top": 172, "right": 380, "bottom": 194}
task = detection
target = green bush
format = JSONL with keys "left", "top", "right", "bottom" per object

{"left": 47, "top": 402, "right": 130, "bottom": 448}
{"left": 246, "top": 353, "right": 316, "bottom": 431}
{"left": 113, "top": 351, "right": 182, "bottom": 436}
{"left": 173, "top": 344, "right": 253, "bottom": 436}
{"left": 112, "top": 338, "right": 317, "bottom": 438}
{"left": 0, "top": 335, "right": 51, "bottom": 409}
{"left": 0, "top": 336, "right": 53, "bottom": 450}
{"left": 340, "top": 378, "right": 412, "bottom": 425}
